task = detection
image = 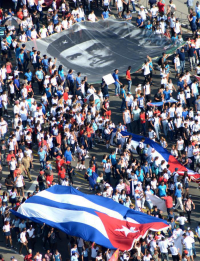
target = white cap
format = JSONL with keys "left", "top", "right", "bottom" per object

{"left": 140, "top": 5, "right": 145, "bottom": 8}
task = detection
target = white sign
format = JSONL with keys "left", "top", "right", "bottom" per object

{"left": 103, "top": 73, "right": 115, "bottom": 85}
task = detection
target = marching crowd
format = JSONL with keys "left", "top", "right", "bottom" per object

{"left": 0, "top": 0, "right": 200, "bottom": 261}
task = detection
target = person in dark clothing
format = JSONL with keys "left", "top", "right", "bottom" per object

{"left": 177, "top": 47, "right": 186, "bottom": 73}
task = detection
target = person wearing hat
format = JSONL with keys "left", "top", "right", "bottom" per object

{"left": 37, "top": 169, "right": 46, "bottom": 191}
{"left": 139, "top": 5, "right": 147, "bottom": 21}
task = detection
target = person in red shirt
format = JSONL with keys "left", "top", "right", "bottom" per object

{"left": 140, "top": 110, "right": 146, "bottom": 136}
{"left": 58, "top": 166, "right": 66, "bottom": 183}
{"left": 6, "top": 151, "right": 16, "bottom": 164}
{"left": 46, "top": 173, "right": 54, "bottom": 188}
{"left": 63, "top": 88, "right": 68, "bottom": 102}
{"left": 157, "top": 0, "right": 165, "bottom": 14}
{"left": 126, "top": 66, "right": 132, "bottom": 92}
{"left": 162, "top": 192, "right": 173, "bottom": 215}
{"left": 26, "top": 81, "right": 34, "bottom": 97}
{"left": 17, "top": 8, "right": 23, "bottom": 20}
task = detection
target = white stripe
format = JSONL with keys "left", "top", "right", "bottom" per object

{"left": 34, "top": 191, "right": 123, "bottom": 220}
{"left": 18, "top": 203, "right": 109, "bottom": 238}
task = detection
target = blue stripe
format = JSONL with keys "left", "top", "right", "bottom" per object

{"left": 26, "top": 186, "right": 128, "bottom": 216}
{"left": 118, "top": 129, "right": 170, "bottom": 162}
{"left": 25, "top": 186, "right": 168, "bottom": 225}
{"left": 11, "top": 210, "right": 115, "bottom": 249}
{"left": 25, "top": 196, "right": 99, "bottom": 216}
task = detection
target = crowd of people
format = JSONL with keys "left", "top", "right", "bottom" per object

{"left": 0, "top": 0, "right": 200, "bottom": 261}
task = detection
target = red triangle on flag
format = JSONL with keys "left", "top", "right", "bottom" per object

{"left": 109, "top": 249, "right": 119, "bottom": 261}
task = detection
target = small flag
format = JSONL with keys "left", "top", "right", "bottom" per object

{"left": 110, "top": 249, "right": 119, "bottom": 261}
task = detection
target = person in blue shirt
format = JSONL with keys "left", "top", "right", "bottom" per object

{"left": 182, "top": 107, "right": 188, "bottom": 119}
{"left": 35, "top": 67, "right": 44, "bottom": 94}
{"left": 76, "top": 72, "right": 81, "bottom": 88}
{"left": 53, "top": 10, "right": 59, "bottom": 25}
{"left": 25, "top": 69, "right": 32, "bottom": 82}
{"left": 64, "top": 147, "right": 74, "bottom": 163}
{"left": 157, "top": 181, "right": 167, "bottom": 197}
{"left": 136, "top": 14, "right": 144, "bottom": 28}
{"left": 76, "top": 14, "right": 82, "bottom": 22}
{"left": 112, "top": 69, "right": 122, "bottom": 96}
{"left": 26, "top": 26, "right": 32, "bottom": 41}
{"left": 177, "top": 47, "right": 185, "bottom": 73}
{"left": 174, "top": 184, "right": 183, "bottom": 210}
{"left": 66, "top": 69, "right": 75, "bottom": 93}
{"left": 145, "top": 20, "right": 152, "bottom": 31}
{"left": 45, "top": 83, "right": 52, "bottom": 103}
{"left": 13, "top": 75, "right": 20, "bottom": 99}
{"left": 171, "top": 32, "right": 178, "bottom": 44}
{"left": 124, "top": 10, "right": 132, "bottom": 20}
{"left": 137, "top": 93, "right": 145, "bottom": 109}
{"left": 38, "top": 148, "right": 46, "bottom": 169}
{"left": 109, "top": 150, "right": 117, "bottom": 176}
{"left": 18, "top": 49, "right": 24, "bottom": 72}
{"left": 101, "top": 7, "right": 110, "bottom": 20}
{"left": 163, "top": 86, "right": 171, "bottom": 100}
{"left": 42, "top": 55, "right": 49, "bottom": 73}
{"left": 58, "top": 65, "right": 65, "bottom": 82}
{"left": 177, "top": 76, "right": 184, "bottom": 91}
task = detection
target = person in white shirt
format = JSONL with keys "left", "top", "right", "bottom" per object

{"left": 170, "top": 243, "right": 179, "bottom": 260}
{"left": 182, "top": 233, "right": 195, "bottom": 259}
{"left": 39, "top": 24, "right": 48, "bottom": 38}
{"left": 19, "top": 228, "right": 29, "bottom": 255}
{"left": 27, "top": 225, "right": 36, "bottom": 251}
{"left": 123, "top": 107, "right": 132, "bottom": 133}
{"left": 158, "top": 238, "right": 169, "bottom": 260}
{"left": 174, "top": 53, "right": 180, "bottom": 78}
{"left": 14, "top": 173, "right": 25, "bottom": 198}
{"left": 176, "top": 213, "right": 188, "bottom": 230}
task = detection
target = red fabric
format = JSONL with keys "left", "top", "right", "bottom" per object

{"left": 140, "top": 113, "right": 146, "bottom": 124}
{"left": 24, "top": 253, "right": 32, "bottom": 261}
{"left": 38, "top": 140, "right": 47, "bottom": 147}
{"left": 126, "top": 70, "right": 131, "bottom": 81}
{"left": 46, "top": 174, "right": 53, "bottom": 185}
{"left": 6, "top": 153, "right": 15, "bottom": 162}
{"left": 0, "top": 10, "right": 3, "bottom": 20}
{"left": 17, "top": 11, "right": 23, "bottom": 20}
{"left": 110, "top": 249, "right": 119, "bottom": 261}
{"left": 58, "top": 169, "right": 66, "bottom": 179}
{"left": 56, "top": 133, "right": 62, "bottom": 145}
{"left": 14, "top": 169, "right": 21, "bottom": 178}
{"left": 105, "top": 111, "right": 111, "bottom": 116}
{"left": 163, "top": 196, "right": 173, "bottom": 208}
{"left": 63, "top": 92, "right": 68, "bottom": 101}
{"left": 157, "top": 2, "right": 165, "bottom": 13}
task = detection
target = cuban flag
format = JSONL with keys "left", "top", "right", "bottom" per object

{"left": 11, "top": 186, "right": 168, "bottom": 251}
{"left": 147, "top": 98, "right": 178, "bottom": 107}
{"left": 117, "top": 130, "right": 200, "bottom": 182}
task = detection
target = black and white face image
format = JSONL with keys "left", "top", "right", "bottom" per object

{"left": 24, "top": 19, "right": 173, "bottom": 83}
